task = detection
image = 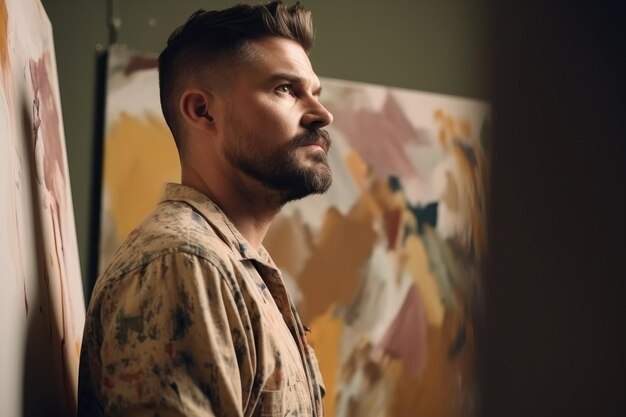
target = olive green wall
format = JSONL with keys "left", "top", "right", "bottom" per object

{"left": 41, "top": 0, "right": 490, "bottom": 294}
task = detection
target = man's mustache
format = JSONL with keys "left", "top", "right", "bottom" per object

{"left": 291, "top": 129, "right": 332, "bottom": 152}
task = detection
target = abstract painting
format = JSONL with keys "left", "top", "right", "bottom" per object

{"left": 0, "top": 0, "right": 85, "bottom": 415}
{"left": 97, "top": 45, "right": 181, "bottom": 270}
{"left": 99, "top": 46, "right": 489, "bottom": 417}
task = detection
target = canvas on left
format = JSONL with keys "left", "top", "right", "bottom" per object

{"left": 0, "top": 0, "right": 85, "bottom": 416}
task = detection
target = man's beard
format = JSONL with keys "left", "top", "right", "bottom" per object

{"left": 224, "top": 127, "right": 333, "bottom": 204}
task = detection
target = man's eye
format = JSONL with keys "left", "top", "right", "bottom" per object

{"left": 276, "top": 84, "right": 295, "bottom": 96}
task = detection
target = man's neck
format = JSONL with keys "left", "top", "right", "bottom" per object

{"left": 181, "top": 165, "right": 281, "bottom": 250}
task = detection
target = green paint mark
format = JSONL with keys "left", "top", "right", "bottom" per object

{"left": 171, "top": 306, "right": 193, "bottom": 340}
{"left": 106, "top": 363, "right": 116, "bottom": 375}
{"left": 175, "top": 350, "right": 194, "bottom": 371}
{"left": 115, "top": 310, "right": 144, "bottom": 347}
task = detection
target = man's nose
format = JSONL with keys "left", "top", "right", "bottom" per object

{"left": 301, "top": 100, "right": 333, "bottom": 129}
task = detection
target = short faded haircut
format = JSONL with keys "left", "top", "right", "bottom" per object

{"left": 158, "top": 1, "right": 314, "bottom": 150}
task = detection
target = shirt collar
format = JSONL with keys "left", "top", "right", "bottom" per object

{"left": 159, "top": 183, "right": 276, "bottom": 266}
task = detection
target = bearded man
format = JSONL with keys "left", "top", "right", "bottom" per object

{"left": 78, "top": 2, "right": 333, "bottom": 416}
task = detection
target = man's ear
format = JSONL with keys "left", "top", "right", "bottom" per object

{"left": 179, "top": 89, "right": 216, "bottom": 134}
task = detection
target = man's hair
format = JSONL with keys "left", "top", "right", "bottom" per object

{"left": 158, "top": 1, "right": 314, "bottom": 150}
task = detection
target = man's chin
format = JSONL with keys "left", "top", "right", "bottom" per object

{"left": 236, "top": 154, "right": 332, "bottom": 203}
{"left": 286, "top": 174, "right": 332, "bottom": 202}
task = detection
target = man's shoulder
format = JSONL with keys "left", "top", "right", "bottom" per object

{"left": 85, "top": 199, "right": 247, "bottom": 334}
{"left": 101, "top": 199, "right": 235, "bottom": 279}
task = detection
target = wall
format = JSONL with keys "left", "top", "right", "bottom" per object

{"left": 40, "top": 0, "right": 490, "bottom": 292}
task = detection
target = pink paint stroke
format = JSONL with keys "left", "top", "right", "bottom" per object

{"left": 375, "top": 284, "right": 428, "bottom": 378}
{"left": 328, "top": 92, "right": 429, "bottom": 178}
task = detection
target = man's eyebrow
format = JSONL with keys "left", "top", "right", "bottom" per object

{"left": 268, "top": 72, "right": 323, "bottom": 96}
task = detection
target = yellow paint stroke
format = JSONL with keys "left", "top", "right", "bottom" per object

{"left": 345, "top": 150, "right": 369, "bottom": 192}
{"left": 298, "top": 205, "right": 376, "bottom": 323}
{"left": 368, "top": 178, "right": 408, "bottom": 251}
{"left": 369, "top": 178, "right": 400, "bottom": 213}
{"left": 453, "top": 147, "right": 486, "bottom": 258}
{"left": 0, "top": 0, "right": 8, "bottom": 73}
{"left": 307, "top": 308, "right": 344, "bottom": 416}
{"left": 391, "top": 311, "right": 475, "bottom": 417}
{"left": 440, "top": 171, "right": 460, "bottom": 213}
{"left": 459, "top": 119, "right": 472, "bottom": 139}
{"left": 433, "top": 109, "right": 488, "bottom": 260}
{"left": 403, "top": 235, "right": 444, "bottom": 326}
{"left": 263, "top": 213, "right": 312, "bottom": 278}
{"left": 336, "top": 340, "right": 407, "bottom": 417}
{"left": 104, "top": 113, "right": 180, "bottom": 243}
{"left": 350, "top": 184, "right": 382, "bottom": 222}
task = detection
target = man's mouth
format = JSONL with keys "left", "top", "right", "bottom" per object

{"left": 293, "top": 129, "right": 332, "bottom": 153}
{"left": 308, "top": 138, "right": 327, "bottom": 150}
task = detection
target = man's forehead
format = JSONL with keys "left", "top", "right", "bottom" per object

{"left": 244, "top": 36, "right": 319, "bottom": 87}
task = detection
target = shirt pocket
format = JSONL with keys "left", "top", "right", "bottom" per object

{"left": 255, "top": 380, "right": 312, "bottom": 417}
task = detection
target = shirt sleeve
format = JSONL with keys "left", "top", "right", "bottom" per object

{"left": 96, "top": 251, "right": 256, "bottom": 417}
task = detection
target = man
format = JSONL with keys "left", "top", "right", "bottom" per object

{"left": 78, "top": 2, "right": 333, "bottom": 416}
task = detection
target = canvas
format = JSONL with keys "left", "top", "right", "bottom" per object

{"left": 0, "top": 0, "right": 85, "bottom": 415}
{"left": 99, "top": 45, "right": 489, "bottom": 417}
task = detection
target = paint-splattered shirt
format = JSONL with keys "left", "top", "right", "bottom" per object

{"left": 78, "top": 183, "right": 325, "bottom": 417}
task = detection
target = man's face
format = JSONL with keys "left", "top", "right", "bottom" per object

{"left": 219, "top": 36, "right": 334, "bottom": 203}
